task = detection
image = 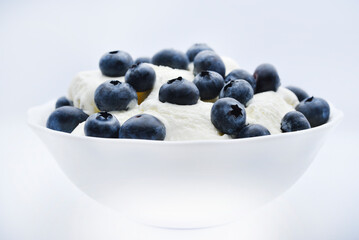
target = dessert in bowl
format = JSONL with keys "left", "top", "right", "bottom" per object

{"left": 28, "top": 44, "right": 343, "bottom": 228}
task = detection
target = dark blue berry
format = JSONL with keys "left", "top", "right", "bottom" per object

{"left": 295, "top": 96, "right": 330, "bottom": 127}
{"left": 125, "top": 63, "right": 156, "bottom": 92}
{"left": 46, "top": 106, "right": 88, "bottom": 133}
{"left": 99, "top": 50, "right": 133, "bottom": 77}
{"left": 253, "top": 63, "right": 281, "bottom": 93}
{"left": 55, "top": 96, "right": 73, "bottom": 108}
{"left": 281, "top": 111, "right": 311, "bottom": 132}
{"left": 134, "top": 57, "right": 151, "bottom": 64}
{"left": 84, "top": 112, "right": 120, "bottom": 138}
{"left": 286, "top": 86, "right": 309, "bottom": 102}
{"left": 94, "top": 80, "right": 137, "bottom": 112}
{"left": 193, "top": 71, "right": 224, "bottom": 100}
{"left": 119, "top": 114, "right": 166, "bottom": 140}
{"left": 219, "top": 80, "right": 254, "bottom": 106}
{"left": 193, "top": 50, "right": 226, "bottom": 78}
{"left": 159, "top": 77, "right": 199, "bottom": 105}
{"left": 151, "top": 49, "right": 189, "bottom": 70}
{"left": 211, "top": 98, "right": 246, "bottom": 135}
{"left": 224, "top": 69, "right": 256, "bottom": 90}
{"left": 234, "top": 124, "right": 270, "bottom": 138}
{"left": 186, "top": 43, "right": 213, "bottom": 62}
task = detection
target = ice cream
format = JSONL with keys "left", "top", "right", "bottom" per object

{"left": 139, "top": 99, "right": 230, "bottom": 141}
{"left": 70, "top": 64, "right": 231, "bottom": 140}
{"left": 246, "top": 88, "right": 298, "bottom": 134}
{"left": 69, "top": 56, "right": 299, "bottom": 140}
{"left": 68, "top": 70, "right": 112, "bottom": 115}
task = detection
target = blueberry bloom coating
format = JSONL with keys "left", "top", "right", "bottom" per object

{"left": 193, "top": 50, "right": 226, "bottom": 78}
{"left": 99, "top": 50, "right": 133, "bottom": 77}
{"left": 211, "top": 97, "right": 246, "bottom": 135}
{"left": 84, "top": 112, "right": 121, "bottom": 138}
{"left": 219, "top": 79, "right": 254, "bottom": 106}
{"left": 193, "top": 71, "right": 224, "bottom": 100}
{"left": 46, "top": 106, "right": 88, "bottom": 133}
{"left": 159, "top": 77, "right": 199, "bottom": 105}
{"left": 295, "top": 96, "right": 330, "bottom": 127}
{"left": 119, "top": 114, "right": 166, "bottom": 140}
{"left": 281, "top": 111, "right": 311, "bottom": 132}
{"left": 224, "top": 69, "right": 256, "bottom": 90}
{"left": 186, "top": 43, "right": 213, "bottom": 62}
{"left": 151, "top": 49, "right": 189, "bottom": 70}
{"left": 253, "top": 63, "right": 281, "bottom": 93}
{"left": 125, "top": 63, "right": 156, "bottom": 92}
{"left": 234, "top": 124, "right": 270, "bottom": 138}
{"left": 55, "top": 96, "right": 73, "bottom": 109}
{"left": 94, "top": 80, "right": 138, "bottom": 112}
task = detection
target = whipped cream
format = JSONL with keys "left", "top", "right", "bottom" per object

{"left": 69, "top": 56, "right": 298, "bottom": 140}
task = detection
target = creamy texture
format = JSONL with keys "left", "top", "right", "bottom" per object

{"left": 70, "top": 63, "right": 227, "bottom": 140}
{"left": 69, "top": 56, "right": 298, "bottom": 140}
{"left": 276, "top": 87, "right": 299, "bottom": 108}
{"left": 140, "top": 99, "right": 230, "bottom": 141}
{"left": 68, "top": 70, "right": 112, "bottom": 115}
{"left": 221, "top": 56, "right": 240, "bottom": 75}
{"left": 245, "top": 87, "right": 298, "bottom": 134}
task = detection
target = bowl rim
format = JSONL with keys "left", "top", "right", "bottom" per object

{"left": 27, "top": 100, "right": 344, "bottom": 146}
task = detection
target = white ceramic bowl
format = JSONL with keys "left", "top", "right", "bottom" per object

{"left": 28, "top": 100, "right": 343, "bottom": 229}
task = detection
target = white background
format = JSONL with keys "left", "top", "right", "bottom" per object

{"left": 0, "top": 0, "right": 358, "bottom": 239}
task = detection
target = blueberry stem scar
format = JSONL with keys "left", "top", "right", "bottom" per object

{"left": 229, "top": 104, "right": 243, "bottom": 118}
{"left": 110, "top": 80, "right": 121, "bottom": 85}
{"left": 167, "top": 76, "right": 183, "bottom": 84}
{"left": 305, "top": 96, "right": 314, "bottom": 102}
{"left": 200, "top": 71, "right": 210, "bottom": 77}
{"left": 224, "top": 81, "right": 233, "bottom": 91}
{"left": 98, "top": 111, "right": 112, "bottom": 120}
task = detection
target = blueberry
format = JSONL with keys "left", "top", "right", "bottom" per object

{"left": 134, "top": 57, "right": 151, "bottom": 64}
{"left": 125, "top": 63, "right": 156, "bottom": 92}
{"left": 224, "top": 69, "right": 256, "bottom": 90}
{"left": 219, "top": 80, "right": 254, "bottom": 106}
{"left": 253, "top": 63, "right": 281, "bottom": 93}
{"left": 211, "top": 97, "right": 246, "bottom": 135}
{"left": 186, "top": 43, "right": 213, "bottom": 62}
{"left": 151, "top": 49, "right": 189, "bottom": 70}
{"left": 119, "top": 114, "right": 166, "bottom": 140}
{"left": 281, "top": 111, "right": 311, "bottom": 132}
{"left": 234, "top": 124, "right": 270, "bottom": 138}
{"left": 193, "top": 71, "right": 224, "bottom": 100}
{"left": 193, "top": 50, "right": 226, "bottom": 78}
{"left": 159, "top": 77, "right": 199, "bottom": 105}
{"left": 286, "top": 86, "right": 309, "bottom": 102}
{"left": 295, "top": 96, "right": 330, "bottom": 127}
{"left": 99, "top": 50, "right": 133, "bottom": 77}
{"left": 84, "top": 112, "right": 121, "bottom": 138}
{"left": 46, "top": 106, "right": 88, "bottom": 133}
{"left": 55, "top": 96, "right": 73, "bottom": 108}
{"left": 94, "top": 80, "right": 138, "bottom": 112}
